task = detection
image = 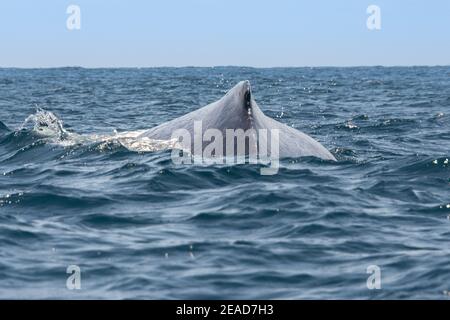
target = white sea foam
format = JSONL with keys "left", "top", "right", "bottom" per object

{"left": 20, "top": 108, "right": 181, "bottom": 152}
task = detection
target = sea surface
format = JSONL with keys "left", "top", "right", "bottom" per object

{"left": 0, "top": 66, "right": 449, "bottom": 299}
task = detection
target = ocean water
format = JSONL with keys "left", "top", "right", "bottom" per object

{"left": 0, "top": 66, "right": 450, "bottom": 299}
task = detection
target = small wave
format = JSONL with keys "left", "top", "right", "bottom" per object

{"left": 379, "top": 118, "right": 417, "bottom": 126}
{"left": 0, "top": 120, "right": 10, "bottom": 134}
{"left": 428, "top": 112, "right": 445, "bottom": 123}
{"left": 332, "top": 147, "right": 357, "bottom": 158}
{"left": 351, "top": 114, "right": 369, "bottom": 121}
{"left": 407, "top": 101, "right": 434, "bottom": 108}
{"left": 0, "top": 78, "right": 14, "bottom": 85}
{"left": 358, "top": 117, "right": 419, "bottom": 133}
{"left": 375, "top": 155, "right": 449, "bottom": 174}
{"left": 336, "top": 120, "right": 359, "bottom": 130}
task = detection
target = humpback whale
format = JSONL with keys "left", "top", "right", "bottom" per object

{"left": 139, "top": 81, "right": 336, "bottom": 161}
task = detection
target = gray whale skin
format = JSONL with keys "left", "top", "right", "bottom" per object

{"left": 139, "top": 81, "right": 336, "bottom": 161}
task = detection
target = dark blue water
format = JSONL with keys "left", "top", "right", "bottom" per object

{"left": 1, "top": 67, "right": 450, "bottom": 299}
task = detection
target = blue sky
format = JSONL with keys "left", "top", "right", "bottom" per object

{"left": 0, "top": 0, "right": 449, "bottom": 67}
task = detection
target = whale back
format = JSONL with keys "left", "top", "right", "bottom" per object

{"left": 139, "top": 81, "right": 336, "bottom": 161}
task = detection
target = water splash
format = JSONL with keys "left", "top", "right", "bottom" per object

{"left": 20, "top": 108, "right": 69, "bottom": 139}
{"left": 18, "top": 108, "right": 181, "bottom": 152}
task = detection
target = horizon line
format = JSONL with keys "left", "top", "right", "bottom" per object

{"left": 1, "top": 64, "right": 449, "bottom": 69}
